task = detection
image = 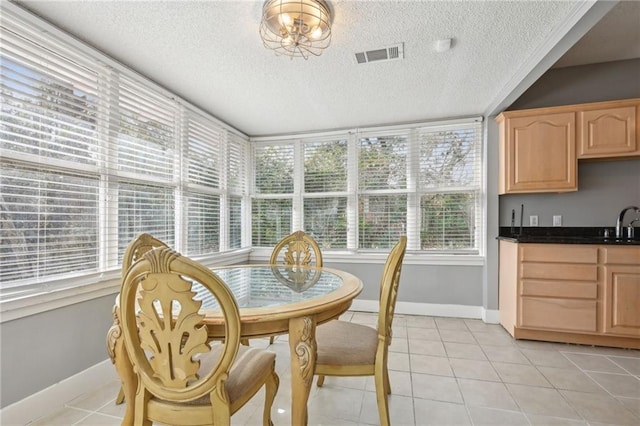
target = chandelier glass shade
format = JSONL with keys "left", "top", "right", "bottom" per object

{"left": 259, "top": 0, "right": 332, "bottom": 59}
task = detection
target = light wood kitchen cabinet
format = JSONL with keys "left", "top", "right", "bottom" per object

{"left": 499, "top": 241, "right": 640, "bottom": 349}
{"left": 497, "top": 111, "right": 577, "bottom": 194}
{"left": 577, "top": 102, "right": 638, "bottom": 159}
{"left": 497, "top": 98, "right": 640, "bottom": 195}
{"left": 601, "top": 246, "right": 640, "bottom": 337}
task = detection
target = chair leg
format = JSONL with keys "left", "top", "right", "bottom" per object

{"left": 383, "top": 364, "right": 391, "bottom": 395}
{"left": 263, "top": 363, "right": 280, "bottom": 426}
{"left": 374, "top": 372, "right": 391, "bottom": 426}
{"left": 115, "top": 386, "right": 125, "bottom": 404}
{"left": 316, "top": 375, "right": 325, "bottom": 387}
{"left": 269, "top": 336, "right": 275, "bottom": 345}
{"left": 240, "top": 338, "right": 250, "bottom": 346}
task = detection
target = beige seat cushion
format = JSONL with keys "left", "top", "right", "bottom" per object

{"left": 316, "top": 320, "right": 378, "bottom": 366}
{"left": 156, "top": 345, "right": 275, "bottom": 405}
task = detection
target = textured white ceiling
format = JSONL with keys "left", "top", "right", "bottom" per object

{"left": 13, "top": 1, "right": 639, "bottom": 136}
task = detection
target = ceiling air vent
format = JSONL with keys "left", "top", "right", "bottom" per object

{"left": 354, "top": 43, "right": 404, "bottom": 64}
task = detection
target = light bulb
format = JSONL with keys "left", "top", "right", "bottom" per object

{"left": 310, "top": 27, "right": 323, "bottom": 39}
{"left": 280, "top": 13, "right": 292, "bottom": 27}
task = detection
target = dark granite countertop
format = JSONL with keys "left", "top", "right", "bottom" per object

{"left": 497, "top": 227, "right": 640, "bottom": 245}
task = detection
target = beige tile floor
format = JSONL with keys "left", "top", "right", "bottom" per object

{"left": 29, "top": 312, "right": 640, "bottom": 425}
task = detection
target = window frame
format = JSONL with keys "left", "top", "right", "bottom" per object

{"left": 250, "top": 118, "right": 485, "bottom": 257}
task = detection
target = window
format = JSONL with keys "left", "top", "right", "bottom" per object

{"left": 417, "top": 124, "right": 481, "bottom": 251}
{"left": 252, "top": 120, "right": 483, "bottom": 254}
{"left": 303, "top": 139, "right": 348, "bottom": 249}
{"left": 0, "top": 11, "right": 249, "bottom": 292}
{"left": 251, "top": 144, "right": 294, "bottom": 246}
{"left": 358, "top": 133, "right": 408, "bottom": 248}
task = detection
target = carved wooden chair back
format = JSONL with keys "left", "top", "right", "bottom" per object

{"left": 120, "top": 247, "right": 278, "bottom": 425}
{"left": 270, "top": 230, "right": 323, "bottom": 267}
{"left": 110, "top": 233, "right": 170, "bottom": 405}
{"left": 377, "top": 235, "right": 407, "bottom": 348}
{"left": 122, "top": 232, "right": 169, "bottom": 273}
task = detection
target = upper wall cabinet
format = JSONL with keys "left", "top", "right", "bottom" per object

{"left": 497, "top": 98, "right": 640, "bottom": 195}
{"left": 497, "top": 111, "right": 576, "bottom": 194}
{"left": 577, "top": 101, "right": 638, "bottom": 159}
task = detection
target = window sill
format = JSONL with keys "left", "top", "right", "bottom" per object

{"left": 249, "top": 248, "right": 485, "bottom": 266}
{"left": 0, "top": 249, "right": 253, "bottom": 323}
{"left": 0, "top": 273, "right": 121, "bottom": 323}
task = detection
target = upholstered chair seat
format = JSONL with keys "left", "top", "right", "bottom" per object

{"left": 316, "top": 321, "right": 378, "bottom": 366}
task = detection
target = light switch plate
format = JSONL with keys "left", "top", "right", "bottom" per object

{"left": 553, "top": 215, "right": 562, "bottom": 227}
{"left": 529, "top": 215, "right": 538, "bottom": 226}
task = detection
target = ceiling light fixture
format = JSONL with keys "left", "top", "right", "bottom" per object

{"left": 259, "top": 0, "right": 332, "bottom": 60}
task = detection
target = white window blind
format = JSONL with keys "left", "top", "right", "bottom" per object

{"left": 0, "top": 161, "right": 99, "bottom": 285}
{"left": 416, "top": 123, "right": 482, "bottom": 251}
{"left": 117, "top": 182, "right": 175, "bottom": 256}
{"left": 358, "top": 133, "right": 408, "bottom": 248}
{"left": 254, "top": 144, "right": 294, "bottom": 194}
{"left": 252, "top": 143, "right": 294, "bottom": 246}
{"left": 228, "top": 196, "right": 243, "bottom": 249}
{"left": 1, "top": 18, "right": 101, "bottom": 287}
{"left": 251, "top": 198, "right": 292, "bottom": 246}
{"left": 185, "top": 192, "right": 220, "bottom": 255}
{"left": 303, "top": 139, "right": 347, "bottom": 192}
{"left": 303, "top": 138, "right": 348, "bottom": 248}
{"left": 113, "top": 76, "right": 176, "bottom": 260}
{"left": 226, "top": 132, "right": 247, "bottom": 195}
{"left": 226, "top": 132, "right": 247, "bottom": 249}
{"left": 187, "top": 114, "right": 221, "bottom": 189}
{"left": 115, "top": 75, "right": 175, "bottom": 181}
{"left": 303, "top": 197, "right": 348, "bottom": 248}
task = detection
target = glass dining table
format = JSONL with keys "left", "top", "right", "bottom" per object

{"left": 203, "top": 264, "right": 363, "bottom": 425}
{"left": 113, "top": 264, "right": 363, "bottom": 426}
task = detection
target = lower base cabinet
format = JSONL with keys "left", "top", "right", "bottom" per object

{"left": 499, "top": 241, "right": 640, "bottom": 349}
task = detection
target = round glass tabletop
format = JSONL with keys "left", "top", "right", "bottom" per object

{"left": 194, "top": 265, "right": 344, "bottom": 310}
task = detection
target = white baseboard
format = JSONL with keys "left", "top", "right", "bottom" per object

{"left": 481, "top": 308, "right": 500, "bottom": 324}
{"left": 0, "top": 359, "right": 118, "bottom": 426}
{"left": 351, "top": 299, "right": 498, "bottom": 322}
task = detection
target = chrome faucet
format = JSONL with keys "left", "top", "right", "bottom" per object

{"left": 615, "top": 206, "right": 640, "bottom": 239}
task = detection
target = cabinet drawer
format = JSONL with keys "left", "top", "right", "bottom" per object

{"left": 521, "top": 280, "right": 597, "bottom": 299}
{"left": 521, "top": 263, "right": 597, "bottom": 281}
{"left": 521, "top": 244, "right": 598, "bottom": 263}
{"left": 520, "top": 297, "right": 597, "bottom": 332}
{"left": 602, "top": 247, "right": 640, "bottom": 265}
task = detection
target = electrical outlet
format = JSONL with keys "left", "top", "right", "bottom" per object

{"left": 529, "top": 215, "right": 538, "bottom": 226}
{"left": 553, "top": 215, "right": 562, "bottom": 227}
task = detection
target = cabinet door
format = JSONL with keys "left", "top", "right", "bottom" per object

{"left": 500, "top": 112, "right": 577, "bottom": 194}
{"left": 578, "top": 106, "right": 638, "bottom": 158}
{"left": 603, "top": 265, "right": 640, "bottom": 337}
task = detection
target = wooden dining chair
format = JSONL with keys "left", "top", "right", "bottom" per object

{"left": 266, "top": 230, "right": 324, "bottom": 344}
{"left": 119, "top": 246, "right": 279, "bottom": 426}
{"left": 313, "top": 236, "right": 407, "bottom": 426}
{"left": 107, "top": 233, "right": 169, "bottom": 405}
{"left": 270, "top": 229, "right": 323, "bottom": 268}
